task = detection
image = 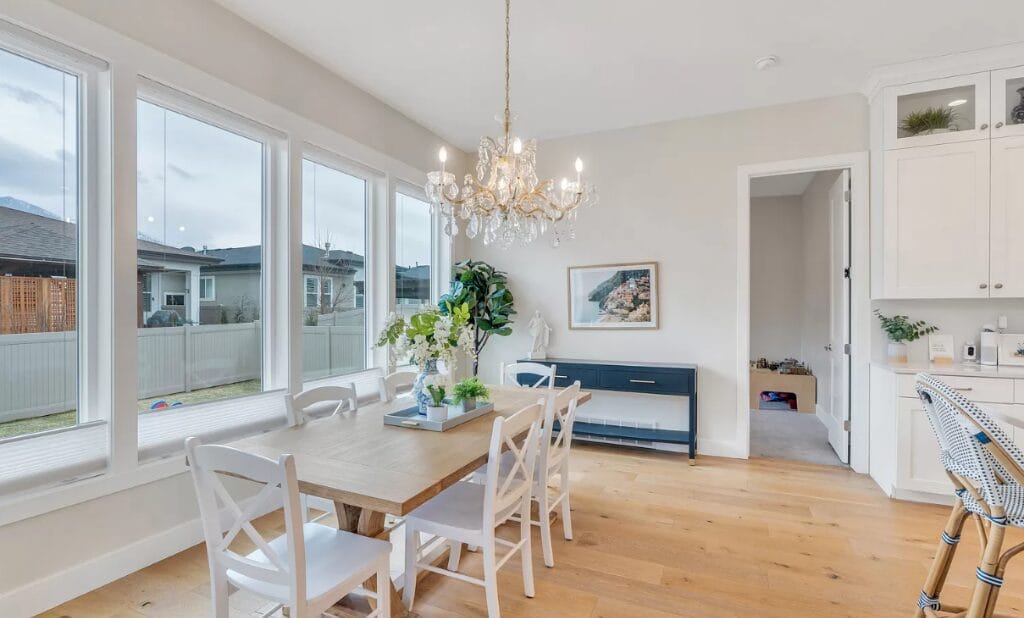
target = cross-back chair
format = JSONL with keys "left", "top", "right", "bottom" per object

{"left": 914, "top": 373, "right": 1024, "bottom": 618}
{"left": 285, "top": 384, "right": 358, "bottom": 427}
{"left": 378, "top": 370, "right": 416, "bottom": 403}
{"left": 185, "top": 437, "right": 391, "bottom": 618}
{"left": 500, "top": 361, "right": 556, "bottom": 389}
{"left": 402, "top": 403, "right": 543, "bottom": 617}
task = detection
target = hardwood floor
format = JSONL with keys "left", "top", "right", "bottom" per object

{"left": 39, "top": 444, "right": 1024, "bottom": 617}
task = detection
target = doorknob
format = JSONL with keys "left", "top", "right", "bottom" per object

{"left": 996, "top": 122, "right": 1005, "bottom": 129}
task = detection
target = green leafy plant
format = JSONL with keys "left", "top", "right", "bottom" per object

{"left": 439, "top": 260, "right": 516, "bottom": 375}
{"left": 375, "top": 304, "right": 474, "bottom": 370}
{"left": 425, "top": 384, "right": 446, "bottom": 407}
{"left": 874, "top": 310, "right": 938, "bottom": 343}
{"left": 452, "top": 377, "right": 490, "bottom": 404}
{"left": 900, "top": 107, "right": 957, "bottom": 136}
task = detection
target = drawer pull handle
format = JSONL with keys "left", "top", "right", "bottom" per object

{"left": 629, "top": 379, "right": 657, "bottom": 384}
{"left": 555, "top": 375, "right": 568, "bottom": 379}
{"left": 953, "top": 387, "right": 973, "bottom": 392}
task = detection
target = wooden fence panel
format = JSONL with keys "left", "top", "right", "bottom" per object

{"left": 0, "top": 277, "right": 76, "bottom": 334}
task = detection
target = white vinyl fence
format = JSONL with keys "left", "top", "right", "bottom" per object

{"left": 0, "top": 321, "right": 366, "bottom": 423}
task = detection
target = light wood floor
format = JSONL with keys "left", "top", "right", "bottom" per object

{"left": 40, "top": 444, "right": 1024, "bottom": 617}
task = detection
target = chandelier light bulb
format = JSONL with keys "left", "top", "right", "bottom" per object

{"left": 438, "top": 146, "right": 448, "bottom": 163}
{"left": 574, "top": 157, "right": 583, "bottom": 173}
{"left": 512, "top": 138, "right": 522, "bottom": 154}
{"left": 560, "top": 178, "right": 569, "bottom": 191}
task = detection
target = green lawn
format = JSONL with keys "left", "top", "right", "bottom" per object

{"left": 0, "top": 380, "right": 264, "bottom": 441}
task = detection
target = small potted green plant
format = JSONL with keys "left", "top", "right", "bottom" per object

{"left": 425, "top": 384, "right": 448, "bottom": 421}
{"left": 900, "top": 107, "right": 957, "bottom": 136}
{"left": 875, "top": 310, "right": 938, "bottom": 364}
{"left": 451, "top": 377, "right": 490, "bottom": 412}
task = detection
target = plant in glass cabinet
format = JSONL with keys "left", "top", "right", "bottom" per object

{"left": 874, "top": 310, "right": 938, "bottom": 343}
{"left": 900, "top": 107, "right": 957, "bottom": 136}
{"left": 452, "top": 377, "right": 490, "bottom": 404}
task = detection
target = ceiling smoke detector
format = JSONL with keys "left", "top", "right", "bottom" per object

{"left": 754, "top": 55, "right": 779, "bottom": 71}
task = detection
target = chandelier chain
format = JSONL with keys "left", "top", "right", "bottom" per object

{"left": 504, "top": 0, "right": 511, "bottom": 138}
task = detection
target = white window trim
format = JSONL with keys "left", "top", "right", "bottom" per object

{"left": 198, "top": 276, "right": 215, "bottom": 301}
{"left": 304, "top": 274, "right": 320, "bottom": 308}
{"left": 163, "top": 292, "right": 185, "bottom": 306}
{"left": 321, "top": 277, "right": 333, "bottom": 301}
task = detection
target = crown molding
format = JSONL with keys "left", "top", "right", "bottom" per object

{"left": 861, "top": 43, "right": 1024, "bottom": 100}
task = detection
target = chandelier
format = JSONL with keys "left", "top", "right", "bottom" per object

{"left": 425, "top": 0, "right": 597, "bottom": 248}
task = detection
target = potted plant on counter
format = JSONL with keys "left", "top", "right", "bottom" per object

{"left": 425, "top": 384, "right": 448, "bottom": 422}
{"left": 875, "top": 310, "right": 938, "bottom": 364}
{"left": 451, "top": 377, "right": 490, "bottom": 413}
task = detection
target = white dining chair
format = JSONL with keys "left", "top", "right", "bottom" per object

{"left": 402, "top": 403, "right": 543, "bottom": 617}
{"left": 468, "top": 381, "right": 581, "bottom": 567}
{"left": 500, "top": 361, "right": 556, "bottom": 389}
{"left": 285, "top": 384, "right": 357, "bottom": 427}
{"left": 185, "top": 437, "right": 391, "bottom": 618}
{"left": 378, "top": 370, "right": 416, "bottom": 403}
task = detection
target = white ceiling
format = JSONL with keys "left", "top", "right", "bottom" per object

{"left": 750, "top": 172, "right": 817, "bottom": 199}
{"left": 214, "top": 0, "right": 1024, "bottom": 150}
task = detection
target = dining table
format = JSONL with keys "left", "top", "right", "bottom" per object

{"left": 229, "top": 383, "right": 591, "bottom": 616}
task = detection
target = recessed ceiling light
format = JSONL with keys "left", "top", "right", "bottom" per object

{"left": 147, "top": 216, "right": 155, "bottom": 223}
{"left": 948, "top": 99, "right": 968, "bottom": 107}
{"left": 754, "top": 55, "right": 779, "bottom": 71}
{"left": 178, "top": 226, "right": 186, "bottom": 232}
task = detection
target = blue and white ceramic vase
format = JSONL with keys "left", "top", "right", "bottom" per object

{"left": 413, "top": 358, "right": 440, "bottom": 414}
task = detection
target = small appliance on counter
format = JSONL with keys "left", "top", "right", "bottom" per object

{"left": 962, "top": 342, "right": 978, "bottom": 363}
{"left": 980, "top": 324, "right": 999, "bottom": 366}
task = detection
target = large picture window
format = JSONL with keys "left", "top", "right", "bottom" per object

{"left": 300, "top": 158, "right": 368, "bottom": 380}
{"left": 136, "top": 98, "right": 265, "bottom": 414}
{"left": 0, "top": 46, "right": 81, "bottom": 441}
{"left": 395, "top": 191, "right": 433, "bottom": 319}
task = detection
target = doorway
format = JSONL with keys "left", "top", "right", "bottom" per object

{"left": 736, "top": 153, "right": 870, "bottom": 472}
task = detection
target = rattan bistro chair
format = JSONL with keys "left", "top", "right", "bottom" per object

{"left": 915, "top": 373, "right": 1024, "bottom": 618}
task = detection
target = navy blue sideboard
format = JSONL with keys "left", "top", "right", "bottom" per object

{"left": 516, "top": 358, "right": 698, "bottom": 464}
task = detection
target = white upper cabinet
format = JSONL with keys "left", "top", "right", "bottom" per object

{"left": 882, "top": 141, "right": 990, "bottom": 298}
{"left": 991, "top": 66, "right": 1024, "bottom": 139}
{"left": 990, "top": 135, "right": 1024, "bottom": 297}
{"left": 885, "top": 73, "right": 990, "bottom": 149}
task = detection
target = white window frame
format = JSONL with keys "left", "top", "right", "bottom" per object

{"left": 321, "top": 277, "right": 333, "bottom": 305}
{"left": 163, "top": 292, "right": 185, "bottom": 306}
{"left": 304, "top": 274, "right": 320, "bottom": 308}
{"left": 198, "top": 275, "right": 215, "bottom": 301}
{"left": 393, "top": 182, "right": 442, "bottom": 307}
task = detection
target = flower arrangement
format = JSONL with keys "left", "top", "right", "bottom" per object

{"left": 376, "top": 302, "right": 476, "bottom": 372}
{"left": 452, "top": 377, "right": 490, "bottom": 404}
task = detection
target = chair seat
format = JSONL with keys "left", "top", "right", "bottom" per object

{"left": 960, "top": 485, "right": 1024, "bottom": 526}
{"left": 407, "top": 481, "right": 487, "bottom": 533}
{"left": 226, "top": 522, "right": 391, "bottom": 603}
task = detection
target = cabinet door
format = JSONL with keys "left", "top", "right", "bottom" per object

{"left": 991, "top": 65, "right": 1024, "bottom": 139}
{"left": 885, "top": 73, "right": 990, "bottom": 149}
{"left": 896, "top": 397, "right": 952, "bottom": 495}
{"left": 990, "top": 135, "right": 1024, "bottom": 297}
{"left": 883, "top": 141, "right": 991, "bottom": 298}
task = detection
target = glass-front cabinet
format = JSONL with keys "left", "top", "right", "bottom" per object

{"left": 992, "top": 66, "right": 1024, "bottom": 139}
{"left": 884, "top": 72, "right": 990, "bottom": 148}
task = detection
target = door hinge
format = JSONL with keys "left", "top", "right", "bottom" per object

{"left": 843, "top": 189, "right": 851, "bottom": 203}
{"left": 843, "top": 267, "right": 850, "bottom": 279}
{"left": 844, "top": 343, "right": 850, "bottom": 355}
{"left": 843, "top": 419, "right": 851, "bottom": 432}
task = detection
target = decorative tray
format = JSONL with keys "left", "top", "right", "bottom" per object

{"left": 383, "top": 402, "right": 495, "bottom": 432}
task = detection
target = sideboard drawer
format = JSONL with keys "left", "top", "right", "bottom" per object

{"left": 896, "top": 374, "right": 1014, "bottom": 403}
{"left": 599, "top": 368, "right": 688, "bottom": 395}
{"left": 552, "top": 365, "right": 599, "bottom": 389}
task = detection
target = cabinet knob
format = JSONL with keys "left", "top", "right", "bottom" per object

{"left": 995, "top": 283, "right": 1004, "bottom": 289}
{"left": 996, "top": 122, "right": 1005, "bottom": 129}
{"left": 980, "top": 283, "right": 989, "bottom": 289}
{"left": 980, "top": 123, "right": 989, "bottom": 130}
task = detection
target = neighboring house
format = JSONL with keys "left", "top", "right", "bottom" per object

{"left": 199, "top": 244, "right": 364, "bottom": 324}
{"left": 395, "top": 263, "right": 431, "bottom": 307}
{"left": 0, "top": 204, "right": 220, "bottom": 331}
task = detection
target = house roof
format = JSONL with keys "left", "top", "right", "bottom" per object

{"left": 201, "top": 244, "right": 364, "bottom": 273}
{"left": 0, "top": 206, "right": 221, "bottom": 266}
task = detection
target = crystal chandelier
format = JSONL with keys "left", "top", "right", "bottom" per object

{"left": 425, "top": 0, "right": 597, "bottom": 248}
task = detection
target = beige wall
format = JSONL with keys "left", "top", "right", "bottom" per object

{"left": 750, "top": 196, "right": 803, "bottom": 362}
{"left": 459, "top": 94, "right": 869, "bottom": 454}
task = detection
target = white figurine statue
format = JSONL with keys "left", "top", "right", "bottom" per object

{"left": 528, "top": 310, "right": 551, "bottom": 360}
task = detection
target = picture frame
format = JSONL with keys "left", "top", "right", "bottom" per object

{"left": 567, "top": 262, "right": 659, "bottom": 329}
{"left": 928, "top": 334, "right": 955, "bottom": 365}
{"left": 998, "top": 333, "right": 1024, "bottom": 367}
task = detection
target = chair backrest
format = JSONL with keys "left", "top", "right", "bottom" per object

{"left": 915, "top": 373, "right": 1024, "bottom": 508}
{"left": 378, "top": 370, "right": 416, "bottom": 403}
{"left": 539, "top": 381, "right": 582, "bottom": 477}
{"left": 185, "top": 437, "right": 305, "bottom": 604}
{"left": 482, "top": 403, "right": 543, "bottom": 527}
{"left": 285, "top": 384, "right": 357, "bottom": 426}
{"left": 500, "top": 361, "right": 556, "bottom": 389}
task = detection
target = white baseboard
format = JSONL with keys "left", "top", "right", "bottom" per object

{"left": 697, "top": 437, "right": 746, "bottom": 459}
{"left": 815, "top": 403, "right": 841, "bottom": 448}
{"left": 0, "top": 495, "right": 275, "bottom": 617}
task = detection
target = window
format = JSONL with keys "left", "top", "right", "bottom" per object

{"left": 395, "top": 191, "right": 433, "bottom": 318}
{"left": 300, "top": 158, "right": 367, "bottom": 380}
{"left": 0, "top": 46, "right": 81, "bottom": 441}
{"left": 199, "top": 275, "right": 215, "bottom": 301}
{"left": 137, "top": 97, "right": 265, "bottom": 421}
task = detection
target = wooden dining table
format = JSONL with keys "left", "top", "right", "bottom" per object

{"left": 229, "top": 383, "right": 591, "bottom": 616}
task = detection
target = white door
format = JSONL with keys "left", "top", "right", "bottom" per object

{"left": 882, "top": 141, "right": 991, "bottom": 298}
{"left": 828, "top": 170, "right": 851, "bottom": 463}
{"left": 990, "top": 135, "right": 1024, "bottom": 297}
{"left": 990, "top": 65, "right": 1024, "bottom": 140}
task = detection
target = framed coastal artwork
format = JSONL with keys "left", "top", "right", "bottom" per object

{"left": 567, "top": 262, "right": 659, "bottom": 329}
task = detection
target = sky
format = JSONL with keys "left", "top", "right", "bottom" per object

{"left": 1, "top": 46, "right": 432, "bottom": 266}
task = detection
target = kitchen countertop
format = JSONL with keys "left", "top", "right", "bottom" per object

{"left": 871, "top": 361, "right": 1024, "bottom": 379}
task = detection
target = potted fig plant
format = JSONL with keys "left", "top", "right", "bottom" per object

{"left": 425, "top": 384, "right": 448, "bottom": 422}
{"left": 875, "top": 310, "right": 938, "bottom": 364}
{"left": 450, "top": 377, "right": 490, "bottom": 413}
{"left": 438, "top": 260, "right": 516, "bottom": 376}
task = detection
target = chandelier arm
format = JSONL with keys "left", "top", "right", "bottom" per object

{"left": 503, "top": 0, "right": 511, "bottom": 141}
